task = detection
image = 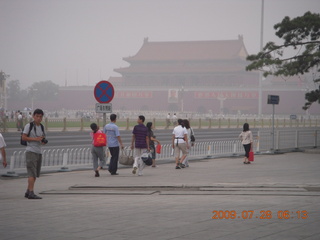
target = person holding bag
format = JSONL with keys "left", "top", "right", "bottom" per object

{"left": 172, "top": 119, "right": 189, "bottom": 169}
{"left": 239, "top": 123, "right": 253, "bottom": 164}
{"left": 146, "top": 122, "right": 160, "bottom": 168}
{"left": 90, "top": 123, "right": 107, "bottom": 177}
{"left": 131, "top": 115, "right": 150, "bottom": 176}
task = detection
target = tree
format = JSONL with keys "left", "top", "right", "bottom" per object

{"left": 7, "top": 79, "right": 21, "bottom": 100}
{"left": 29, "top": 80, "right": 59, "bottom": 100}
{"left": 246, "top": 11, "right": 320, "bottom": 110}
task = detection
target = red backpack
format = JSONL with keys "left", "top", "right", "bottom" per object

{"left": 93, "top": 132, "right": 107, "bottom": 147}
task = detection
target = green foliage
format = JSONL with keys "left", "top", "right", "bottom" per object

{"left": 246, "top": 11, "right": 320, "bottom": 110}
{"left": 7, "top": 79, "right": 21, "bottom": 99}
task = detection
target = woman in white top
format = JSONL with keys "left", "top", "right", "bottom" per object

{"left": 239, "top": 123, "right": 253, "bottom": 164}
{"left": 182, "top": 119, "right": 194, "bottom": 167}
{"left": 172, "top": 119, "right": 189, "bottom": 169}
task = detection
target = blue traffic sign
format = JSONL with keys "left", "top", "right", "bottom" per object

{"left": 94, "top": 81, "right": 114, "bottom": 103}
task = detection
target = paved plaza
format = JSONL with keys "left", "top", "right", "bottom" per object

{"left": 1, "top": 151, "right": 320, "bottom": 240}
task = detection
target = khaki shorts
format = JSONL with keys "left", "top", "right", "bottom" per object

{"left": 174, "top": 142, "right": 188, "bottom": 158}
{"left": 26, "top": 151, "right": 42, "bottom": 178}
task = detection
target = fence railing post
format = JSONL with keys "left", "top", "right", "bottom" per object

{"left": 126, "top": 118, "right": 129, "bottom": 130}
{"left": 80, "top": 118, "right": 84, "bottom": 131}
{"left": 295, "top": 130, "right": 299, "bottom": 149}
{"left": 256, "top": 131, "right": 260, "bottom": 153}
{"left": 45, "top": 117, "right": 48, "bottom": 132}
{"left": 63, "top": 117, "right": 67, "bottom": 131}
{"left": 59, "top": 152, "right": 71, "bottom": 172}
{"left": 207, "top": 144, "right": 212, "bottom": 157}
{"left": 233, "top": 141, "right": 237, "bottom": 155}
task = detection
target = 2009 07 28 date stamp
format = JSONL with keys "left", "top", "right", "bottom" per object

{"left": 211, "top": 210, "right": 308, "bottom": 220}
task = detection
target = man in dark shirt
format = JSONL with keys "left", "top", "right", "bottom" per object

{"left": 131, "top": 115, "right": 149, "bottom": 176}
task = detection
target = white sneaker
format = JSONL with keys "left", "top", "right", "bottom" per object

{"left": 138, "top": 171, "right": 143, "bottom": 176}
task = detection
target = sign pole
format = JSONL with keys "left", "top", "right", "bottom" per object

{"left": 267, "top": 95, "right": 279, "bottom": 153}
{"left": 103, "top": 113, "right": 106, "bottom": 127}
{"left": 272, "top": 104, "right": 275, "bottom": 152}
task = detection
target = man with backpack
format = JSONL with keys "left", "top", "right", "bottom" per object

{"left": 21, "top": 109, "right": 47, "bottom": 199}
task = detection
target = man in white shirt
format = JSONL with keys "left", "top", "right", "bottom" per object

{"left": 166, "top": 113, "right": 171, "bottom": 129}
{"left": 172, "top": 113, "right": 178, "bottom": 126}
{"left": 172, "top": 119, "right": 189, "bottom": 169}
{"left": 17, "top": 111, "right": 23, "bottom": 131}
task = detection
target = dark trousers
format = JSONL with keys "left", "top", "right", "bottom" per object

{"left": 108, "top": 146, "right": 119, "bottom": 174}
{"left": 243, "top": 143, "right": 251, "bottom": 158}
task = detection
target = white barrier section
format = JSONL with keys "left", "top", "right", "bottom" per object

{"left": 59, "top": 152, "right": 71, "bottom": 172}
{"left": 2, "top": 129, "right": 319, "bottom": 176}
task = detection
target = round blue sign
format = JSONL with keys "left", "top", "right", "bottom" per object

{"left": 94, "top": 81, "right": 114, "bottom": 103}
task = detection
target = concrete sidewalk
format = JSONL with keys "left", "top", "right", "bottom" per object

{"left": 0, "top": 152, "right": 320, "bottom": 240}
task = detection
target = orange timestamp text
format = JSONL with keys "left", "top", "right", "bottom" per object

{"left": 211, "top": 210, "right": 308, "bottom": 220}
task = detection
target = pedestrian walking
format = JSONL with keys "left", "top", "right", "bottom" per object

{"left": 172, "top": 119, "right": 189, "bottom": 169}
{"left": 103, "top": 114, "right": 124, "bottom": 176}
{"left": 131, "top": 115, "right": 150, "bottom": 176}
{"left": 21, "top": 109, "right": 47, "bottom": 199}
{"left": 239, "top": 123, "right": 253, "bottom": 164}
{"left": 182, "top": 119, "right": 194, "bottom": 167}
{"left": 0, "top": 133, "right": 7, "bottom": 168}
{"left": 172, "top": 113, "right": 178, "bottom": 126}
{"left": 90, "top": 123, "right": 107, "bottom": 177}
{"left": 146, "top": 122, "right": 160, "bottom": 168}
{"left": 166, "top": 113, "right": 171, "bottom": 129}
{"left": 16, "top": 111, "right": 23, "bottom": 131}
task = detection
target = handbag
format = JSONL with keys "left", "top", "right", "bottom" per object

{"left": 141, "top": 152, "right": 153, "bottom": 166}
{"left": 249, "top": 151, "right": 254, "bottom": 162}
{"left": 190, "top": 128, "right": 195, "bottom": 142}
{"left": 93, "top": 132, "right": 107, "bottom": 147}
{"left": 156, "top": 144, "right": 161, "bottom": 154}
{"left": 119, "top": 147, "right": 134, "bottom": 165}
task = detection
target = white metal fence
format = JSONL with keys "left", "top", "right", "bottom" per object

{"left": 2, "top": 129, "right": 319, "bottom": 176}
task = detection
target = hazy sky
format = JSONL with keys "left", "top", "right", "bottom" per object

{"left": 1, "top": 0, "right": 319, "bottom": 88}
